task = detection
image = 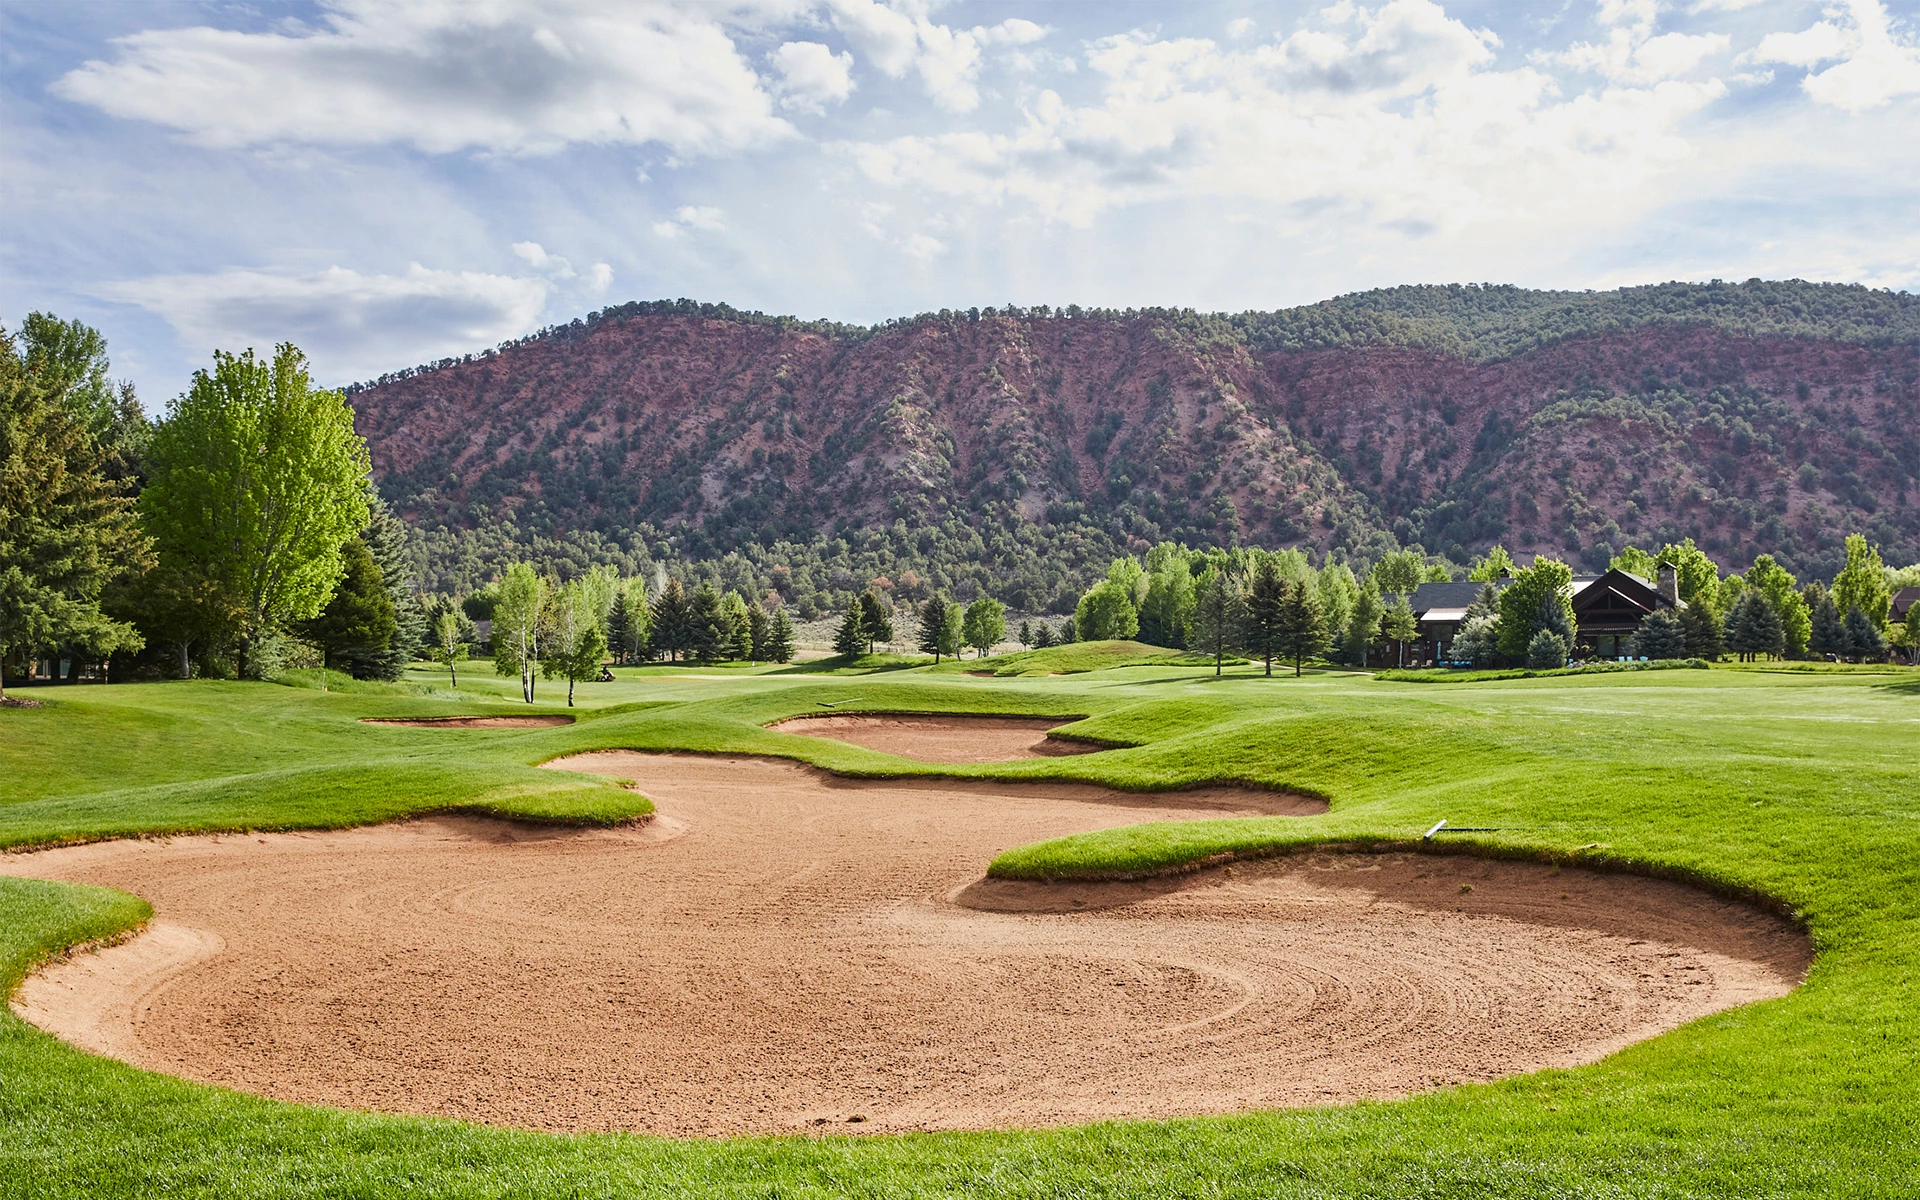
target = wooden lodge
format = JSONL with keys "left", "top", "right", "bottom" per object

{"left": 1390, "top": 562, "right": 1682, "bottom": 665}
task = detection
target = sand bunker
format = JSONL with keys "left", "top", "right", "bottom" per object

{"left": 360, "top": 715, "right": 574, "bottom": 728}
{"left": 771, "top": 712, "right": 1104, "bottom": 761}
{"left": 9, "top": 752, "right": 1805, "bottom": 1138}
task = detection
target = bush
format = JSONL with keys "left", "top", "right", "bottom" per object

{"left": 1526, "top": 630, "right": 1569, "bottom": 670}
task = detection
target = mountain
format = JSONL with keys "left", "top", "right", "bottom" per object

{"left": 348, "top": 281, "right": 1920, "bottom": 612}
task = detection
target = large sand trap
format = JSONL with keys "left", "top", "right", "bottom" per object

{"left": 771, "top": 712, "right": 1103, "bottom": 760}
{"left": 9, "top": 752, "right": 1805, "bottom": 1138}
{"left": 359, "top": 715, "right": 574, "bottom": 728}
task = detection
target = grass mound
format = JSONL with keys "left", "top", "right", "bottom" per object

{"left": 928, "top": 640, "right": 1233, "bottom": 676}
{"left": 1376, "top": 658, "right": 1709, "bottom": 683}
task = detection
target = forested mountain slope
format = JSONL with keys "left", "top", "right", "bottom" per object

{"left": 349, "top": 281, "right": 1920, "bottom": 611}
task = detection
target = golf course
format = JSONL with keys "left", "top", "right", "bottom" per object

{"left": 2, "top": 651, "right": 1914, "bottom": 1198}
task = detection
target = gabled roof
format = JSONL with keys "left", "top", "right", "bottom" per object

{"left": 1893, "top": 587, "right": 1920, "bottom": 620}
{"left": 1398, "top": 580, "right": 1497, "bottom": 617}
{"left": 1570, "top": 567, "right": 1673, "bottom": 616}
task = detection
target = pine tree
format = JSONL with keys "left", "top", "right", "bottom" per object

{"left": 650, "top": 578, "right": 691, "bottom": 662}
{"left": 298, "top": 538, "right": 396, "bottom": 677}
{"left": 857, "top": 589, "right": 893, "bottom": 654}
{"left": 1188, "top": 566, "right": 1245, "bottom": 676}
{"left": 1842, "top": 606, "right": 1886, "bottom": 662}
{"left": 1018, "top": 619, "right": 1033, "bottom": 649}
{"left": 833, "top": 603, "right": 868, "bottom": 658}
{"left": 720, "top": 590, "right": 754, "bottom": 660}
{"left": 1243, "top": 558, "right": 1287, "bottom": 675}
{"left": 1526, "top": 629, "right": 1569, "bottom": 669}
{"left": 1679, "top": 602, "right": 1725, "bottom": 660}
{"left": 746, "top": 601, "right": 771, "bottom": 662}
{"left": 1274, "top": 579, "right": 1328, "bottom": 677}
{"left": 607, "top": 589, "right": 632, "bottom": 664}
{"left": 917, "top": 593, "right": 960, "bottom": 662}
{"left": 763, "top": 607, "right": 796, "bottom": 664}
{"left": 1807, "top": 590, "right": 1845, "bottom": 660}
{"left": 1631, "top": 609, "right": 1687, "bottom": 660}
{"left": 361, "top": 495, "right": 424, "bottom": 680}
{"left": 1032, "top": 621, "right": 1056, "bottom": 649}
{"left": 685, "top": 582, "right": 725, "bottom": 663}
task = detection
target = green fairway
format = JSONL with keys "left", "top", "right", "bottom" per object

{"left": 2, "top": 658, "right": 1916, "bottom": 1198}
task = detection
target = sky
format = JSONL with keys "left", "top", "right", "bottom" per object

{"left": 2, "top": 0, "right": 1918, "bottom": 404}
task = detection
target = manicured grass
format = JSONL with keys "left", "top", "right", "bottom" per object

{"left": 1375, "top": 658, "right": 1709, "bottom": 683}
{"left": 2, "top": 661, "right": 1917, "bottom": 1197}
{"left": 924, "top": 639, "right": 1239, "bottom": 676}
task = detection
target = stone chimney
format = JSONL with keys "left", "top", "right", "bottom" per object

{"left": 1656, "top": 560, "right": 1679, "bottom": 606}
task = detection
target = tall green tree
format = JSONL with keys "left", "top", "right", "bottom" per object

{"left": 857, "top": 589, "right": 893, "bottom": 654}
{"left": 1830, "top": 534, "right": 1891, "bottom": 630}
{"left": 1679, "top": 602, "right": 1725, "bottom": 660}
{"left": 1631, "top": 609, "right": 1687, "bottom": 660}
{"left": 360, "top": 495, "right": 425, "bottom": 680}
{"left": 685, "top": 582, "right": 725, "bottom": 663}
{"left": 1314, "top": 562, "right": 1358, "bottom": 650}
{"left": 491, "top": 562, "right": 546, "bottom": 702}
{"left": 138, "top": 344, "right": 370, "bottom": 677}
{"left": 1806, "top": 585, "right": 1845, "bottom": 659}
{"left": 961, "top": 597, "right": 1006, "bottom": 658}
{"left": 430, "top": 607, "right": 469, "bottom": 688}
{"left": 1495, "top": 557, "right": 1575, "bottom": 659}
{"left": 0, "top": 328, "right": 146, "bottom": 696}
{"left": 917, "top": 593, "right": 961, "bottom": 662}
{"left": 1842, "top": 606, "right": 1885, "bottom": 662}
{"left": 1468, "top": 545, "right": 1517, "bottom": 581}
{"left": 1345, "top": 579, "right": 1386, "bottom": 667}
{"left": 745, "top": 599, "right": 771, "bottom": 663}
{"left": 543, "top": 576, "right": 609, "bottom": 706}
{"left": 1188, "top": 565, "right": 1246, "bottom": 676}
{"left": 1370, "top": 549, "right": 1427, "bottom": 598}
{"left": 832, "top": 603, "right": 868, "bottom": 658}
{"left": 1745, "top": 555, "right": 1810, "bottom": 658}
{"left": 650, "top": 577, "right": 691, "bottom": 663}
{"left": 1382, "top": 596, "right": 1420, "bottom": 668}
{"left": 1274, "top": 579, "right": 1328, "bottom": 677}
{"left": 720, "top": 590, "right": 754, "bottom": 660}
{"left": 1727, "top": 590, "right": 1784, "bottom": 662}
{"left": 1243, "top": 557, "right": 1289, "bottom": 676}
{"left": 763, "top": 606, "right": 796, "bottom": 664}
{"left": 1137, "top": 545, "right": 1197, "bottom": 648}
{"left": 1075, "top": 580, "right": 1140, "bottom": 641}
{"left": 298, "top": 538, "right": 395, "bottom": 676}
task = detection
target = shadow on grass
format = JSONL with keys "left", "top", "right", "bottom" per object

{"left": 766, "top": 656, "right": 932, "bottom": 676}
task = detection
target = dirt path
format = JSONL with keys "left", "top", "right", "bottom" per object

{"left": 9, "top": 752, "right": 1805, "bottom": 1137}
{"left": 769, "top": 713, "right": 1100, "bottom": 760}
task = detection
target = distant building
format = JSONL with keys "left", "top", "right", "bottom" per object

{"left": 1568, "top": 564, "right": 1683, "bottom": 659}
{"left": 1386, "top": 561, "right": 1682, "bottom": 665}
{"left": 1893, "top": 587, "right": 1920, "bottom": 623}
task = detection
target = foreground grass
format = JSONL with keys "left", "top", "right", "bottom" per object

{"left": 2, "top": 663, "right": 1917, "bottom": 1197}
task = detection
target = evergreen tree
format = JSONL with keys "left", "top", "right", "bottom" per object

{"left": 299, "top": 538, "right": 396, "bottom": 677}
{"left": 1188, "top": 566, "right": 1246, "bottom": 676}
{"left": 833, "top": 603, "right": 868, "bottom": 658}
{"left": 1807, "top": 589, "right": 1845, "bottom": 659}
{"left": 1496, "top": 557, "right": 1575, "bottom": 658}
{"left": 1842, "top": 606, "right": 1886, "bottom": 662}
{"left": 360, "top": 495, "right": 425, "bottom": 680}
{"left": 685, "top": 581, "right": 725, "bottom": 663}
{"left": 0, "top": 327, "right": 146, "bottom": 698}
{"left": 1032, "top": 621, "right": 1056, "bottom": 649}
{"left": 1679, "top": 601, "right": 1725, "bottom": 660}
{"left": 1274, "top": 579, "right": 1328, "bottom": 677}
{"left": 720, "top": 590, "right": 754, "bottom": 660}
{"left": 1726, "top": 591, "right": 1784, "bottom": 661}
{"left": 857, "top": 589, "right": 893, "bottom": 653}
{"left": 1745, "top": 555, "right": 1809, "bottom": 658}
{"left": 961, "top": 597, "right": 1006, "bottom": 657}
{"left": 1526, "top": 629, "right": 1569, "bottom": 670}
{"left": 746, "top": 600, "right": 771, "bottom": 663}
{"left": 1451, "top": 614, "right": 1501, "bottom": 666}
{"left": 1018, "top": 619, "right": 1033, "bottom": 649}
{"left": 1382, "top": 595, "right": 1420, "bottom": 668}
{"left": 1631, "top": 609, "right": 1687, "bottom": 659}
{"left": 607, "top": 589, "right": 633, "bottom": 664}
{"left": 1243, "top": 557, "right": 1288, "bottom": 676}
{"left": 917, "top": 593, "right": 960, "bottom": 662}
{"left": 763, "top": 607, "right": 796, "bottom": 663}
{"left": 650, "top": 577, "right": 691, "bottom": 663}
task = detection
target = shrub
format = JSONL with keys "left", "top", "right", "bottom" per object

{"left": 1526, "top": 629, "right": 1569, "bottom": 670}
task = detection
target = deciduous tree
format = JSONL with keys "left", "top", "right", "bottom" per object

{"left": 138, "top": 345, "right": 370, "bottom": 678}
{"left": 961, "top": 597, "right": 1006, "bottom": 658}
{"left": 491, "top": 563, "right": 546, "bottom": 702}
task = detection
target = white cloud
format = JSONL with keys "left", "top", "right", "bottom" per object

{"left": 828, "top": 0, "right": 1048, "bottom": 112}
{"left": 52, "top": 0, "right": 804, "bottom": 156}
{"left": 96, "top": 264, "right": 550, "bottom": 383}
{"left": 653, "top": 205, "right": 728, "bottom": 238}
{"left": 512, "top": 240, "right": 575, "bottom": 277}
{"left": 769, "top": 40, "right": 856, "bottom": 113}
{"left": 1227, "top": 18, "right": 1257, "bottom": 40}
{"left": 840, "top": 0, "right": 1727, "bottom": 236}
{"left": 587, "top": 262, "right": 615, "bottom": 293}
{"left": 1743, "top": 0, "right": 1920, "bottom": 111}
{"left": 1542, "top": 0, "right": 1728, "bottom": 85}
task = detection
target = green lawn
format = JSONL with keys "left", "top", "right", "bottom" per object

{"left": 2, "top": 657, "right": 1916, "bottom": 1198}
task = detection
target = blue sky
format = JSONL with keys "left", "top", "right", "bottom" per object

{"left": 3, "top": 0, "right": 1917, "bottom": 404}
